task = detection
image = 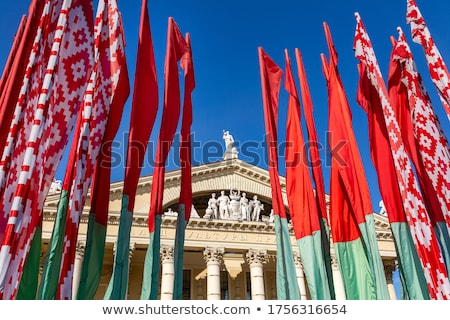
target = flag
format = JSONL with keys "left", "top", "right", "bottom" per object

{"left": 173, "top": 33, "right": 195, "bottom": 300}
{"left": 0, "top": 0, "right": 94, "bottom": 300}
{"left": 258, "top": 47, "right": 300, "bottom": 300}
{"left": 141, "top": 17, "right": 187, "bottom": 300}
{"left": 102, "top": 0, "right": 157, "bottom": 300}
{"left": 323, "top": 21, "right": 384, "bottom": 300}
{"left": 354, "top": 11, "right": 450, "bottom": 299}
{"left": 406, "top": 0, "right": 450, "bottom": 121}
{"left": 356, "top": 35, "right": 430, "bottom": 301}
{"left": 295, "top": 48, "right": 335, "bottom": 299}
{"left": 284, "top": 49, "right": 331, "bottom": 300}
{"left": 388, "top": 28, "right": 450, "bottom": 276}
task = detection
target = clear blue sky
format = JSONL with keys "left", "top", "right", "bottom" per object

{"left": 0, "top": 0, "right": 449, "bottom": 216}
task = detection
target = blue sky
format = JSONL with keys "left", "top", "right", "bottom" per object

{"left": 0, "top": 0, "right": 449, "bottom": 217}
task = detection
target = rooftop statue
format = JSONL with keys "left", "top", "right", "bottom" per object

{"left": 222, "top": 130, "right": 238, "bottom": 160}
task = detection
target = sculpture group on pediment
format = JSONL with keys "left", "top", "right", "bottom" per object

{"left": 204, "top": 189, "right": 267, "bottom": 222}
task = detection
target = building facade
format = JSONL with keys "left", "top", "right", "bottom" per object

{"left": 42, "top": 158, "right": 398, "bottom": 300}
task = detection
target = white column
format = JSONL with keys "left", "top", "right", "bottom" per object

{"left": 293, "top": 253, "right": 308, "bottom": 300}
{"left": 160, "top": 245, "right": 175, "bottom": 300}
{"left": 331, "top": 254, "right": 346, "bottom": 300}
{"left": 127, "top": 242, "right": 136, "bottom": 299}
{"left": 203, "top": 247, "right": 224, "bottom": 300}
{"left": 245, "top": 249, "right": 267, "bottom": 300}
{"left": 72, "top": 241, "right": 85, "bottom": 300}
{"left": 385, "top": 260, "right": 397, "bottom": 300}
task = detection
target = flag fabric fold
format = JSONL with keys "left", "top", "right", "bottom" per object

{"left": 406, "top": 0, "right": 450, "bottom": 121}
{"left": 141, "top": 17, "right": 187, "bottom": 300}
{"left": 284, "top": 49, "right": 331, "bottom": 300}
{"left": 354, "top": 11, "right": 450, "bottom": 299}
{"left": 103, "top": 0, "right": 157, "bottom": 300}
{"left": 258, "top": 47, "right": 300, "bottom": 300}
{"left": 173, "top": 32, "right": 195, "bottom": 300}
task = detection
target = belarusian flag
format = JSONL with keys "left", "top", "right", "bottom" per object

{"left": 141, "top": 17, "right": 187, "bottom": 300}
{"left": 173, "top": 33, "right": 195, "bottom": 300}
{"left": 295, "top": 48, "right": 335, "bottom": 299}
{"left": 354, "top": 12, "right": 450, "bottom": 299}
{"left": 103, "top": 0, "right": 157, "bottom": 300}
{"left": 284, "top": 49, "right": 331, "bottom": 300}
{"left": 258, "top": 47, "right": 300, "bottom": 300}
{"left": 407, "top": 0, "right": 450, "bottom": 121}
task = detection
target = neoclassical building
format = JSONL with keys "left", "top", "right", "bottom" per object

{"left": 41, "top": 156, "right": 397, "bottom": 300}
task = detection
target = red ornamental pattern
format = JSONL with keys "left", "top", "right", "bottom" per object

{"left": 407, "top": 0, "right": 450, "bottom": 121}
{"left": 392, "top": 28, "right": 450, "bottom": 224}
{"left": 0, "top": 0, "right": 94, "bottom": 299}
{"left": 354, "top": 13, "right": 450, "bottom": 299}
{"left": 57, "top": 0, "right": 126, "bottom": 300}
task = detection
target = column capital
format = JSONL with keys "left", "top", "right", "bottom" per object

{"left": 293, "top": 252, "right": 303, "bottom": 268}
{"left": 160, "top": 245, "right": 174, "bottom": 263}
{"left": 384, "top": 259, "right": 397, "bottom": 281}
{"left": 331, "top": 254, "right": 340, "bottom": 270}
{"left": 76, "top": 241, "right": 86, "bottom": 257}
{"left": 246, "top": 249, "right": 268, "bottom": 266}
{"left": 203, "top": 247, "right": 224, "bottom": 265}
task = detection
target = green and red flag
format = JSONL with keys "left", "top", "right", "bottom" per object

{"left": 354, "top": 12, "right": 450, "bottom": 299}
{"left": 284, "top": 49, "right": 332, "bottom": 300}
{"left": 173, "top": 33, "right": 195, "bottom": 300}
{"left": 141, "top": 17, "right": 187, "bottom": 300}
{"left": 258, "top": 47, "right": 300, "bottom": 300}
{"left": 295, "top": 48, "right": 335, "bottom": 299}
{"left": 407, "top": 0, "right": 450, "bottom": 121}
{"left": 323, "top": 21, "right": 381, "bottom": 300}
{"left": 103, "top": 0, "right": 158, "bottom": 300}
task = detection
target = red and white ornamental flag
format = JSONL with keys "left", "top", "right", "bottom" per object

{"left": 0, "top": 0, "right": 94, "bottom": 299}
{"left": 57, "top": 0, "right": 128, "bottom": 300}
{"left": 407, "top": 0, "right": 450, "bottom": 121}
{"left": 354, "top": 12, "right": 450, "bottom": 299}
{"left": 390, "top": 28, "right": 450, "bottom": 228}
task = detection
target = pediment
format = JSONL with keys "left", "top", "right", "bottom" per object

{"left": 43, "top": 158, "right": 392, "bottom": 238}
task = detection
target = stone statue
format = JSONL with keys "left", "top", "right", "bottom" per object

{"left": 228, "top": 188, "right": 241, "bottom": 220}
{"left": 217, "top": 190, "right": 230, "bottom": 219}
{"left": 249, "top": 195, "right": 264, "bottom": 221}
{"left": 49, "top": 179, "right": 62, "bottom": 195}
{"left": 205, "top": 193, "right": 218, "bottom": 219}
{"left": 240, "top": 192, "right": 250, "bottom": 221}
{"left": 379, "top": 200, "right": 387, "bottom": 216}
{"left": 164, "top": 208, "right": 178, "bottom": 217}
{"left": 222, "top": 130, "right": 238, "bottom": 160}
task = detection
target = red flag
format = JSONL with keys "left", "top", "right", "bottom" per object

{"left": 294, "top": 48, "right": 328, "bottom": 227}
{"left": 179, "top": 33, "right": 195, "bottom": 222}
{"left": 148, "top": 17, "right": 187, "bottom": 232}
{"left": 123, "top": 0, "right": 158, "bottom": 211}
{"left": 284, "top": 49, "right": 320, "bottom": 239}
{"left": 258, "top": 47, "right": 286, "bottom": 219}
